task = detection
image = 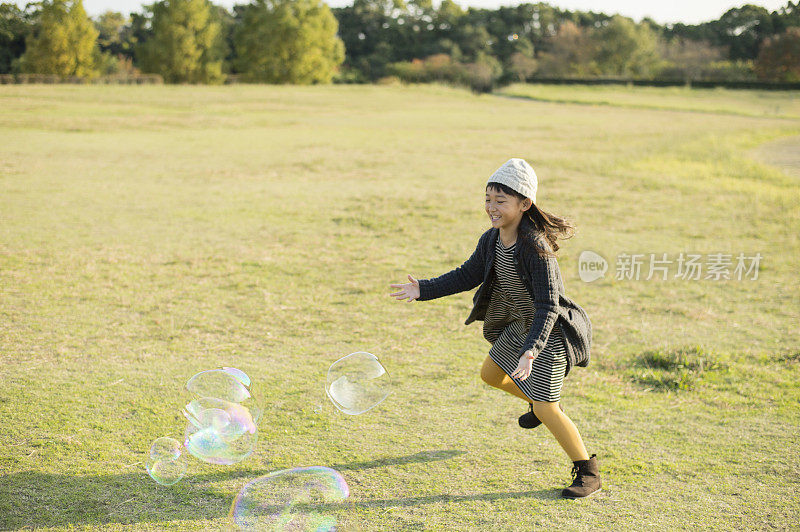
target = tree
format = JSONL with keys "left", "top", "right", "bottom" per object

{"left": 136, "top": 0, "right": 225, "bottom": 84}
{"left": 536, "top": 21, "right": 599, "bottom": 77}
{"left": 233, "top": 0, "right": 344, "bottom": 84}
{"left": 775, "top": 1, "right": 800, "bottom": 30}
{"left": 665, "top": 4, "right": 778, "bottom": 61}
{"left": 0, "top": 3, "right": 30, "bottom": 74}
{"left": 423, "top": 0, "right": 464, "bottom": 63}
{"left": 594, "top": 15, "right": 660, "bottom": 78}
{"left": 656, "top": 37, "right": 726, "bottom": 82}
{"left": 754, "top": 26, "right": 800, "bottom": 81}
{"left": 212, "top": 4, "right": 237, "bottom": 73}
{"left": 502, "top": 28, "right": 536, "bottom": 82}
{"left": 434, "top": 0, "right": 464, "bottom": 31}
{"left": 92, "top": 10, "right": 141, "bottom": 74}
{"left": 94, "top": 11, "right": 133, "bottom": 58}
{"left": 451, "top": 21, "right": 493, "bottom": 63}
{"left": 328, "top": 0, "right": 800, "bottom": 84}
{"left": 18, "top": 0, "right": 98, "bottom": 77}
{"left": 507, "top": 51, "right": 537, "bottom": 82}
{"left": 714, "top": 4, "right": 773, "bottom": 60}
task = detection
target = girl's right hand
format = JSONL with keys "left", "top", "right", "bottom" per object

{"left": 389, "top": 274, "right": 420, "bottom": 303}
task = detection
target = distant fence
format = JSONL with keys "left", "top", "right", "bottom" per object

{"left": 0, "top": 73, "right": 164, "bottom": 84}
{"left": 3, "top": 73, "right": 798, "bottom": 90}
{"left": 524, "top": 77, "right": 800, "bottom": 91}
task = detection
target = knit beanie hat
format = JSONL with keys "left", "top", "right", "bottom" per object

{"left": 487, "top": 158, "right": 537, "bottom": 203}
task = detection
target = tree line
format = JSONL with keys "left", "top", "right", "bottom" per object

{"left": 1, "top": 0, "right": 798, "bottom": 91}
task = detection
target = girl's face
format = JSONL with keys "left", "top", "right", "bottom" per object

{"left": 485, "top": 186, "right": 531, "bottom": 230}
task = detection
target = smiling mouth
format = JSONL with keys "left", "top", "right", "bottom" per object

{"left": 490, "top": 214, "right": 501, "bottom": 221}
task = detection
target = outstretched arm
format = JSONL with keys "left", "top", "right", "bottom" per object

{"left": 415, "top": 233, "right": 486, "bottom": 301}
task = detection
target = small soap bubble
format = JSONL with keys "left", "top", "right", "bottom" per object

{"left": 183, "top": 368, "right": 261, "bottom": 465}
{"left": 230, "top": 466, "right": 350, "bottom": 531}
{"left": 145, "top": 437, "right": 187, "bottom": 486}
{"left": 325, "top": 352, "right": 392, "bottom": 415}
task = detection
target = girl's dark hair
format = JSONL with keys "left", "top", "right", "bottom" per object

{"left": 486, "top": 181, "right": 576, "bottom": 258}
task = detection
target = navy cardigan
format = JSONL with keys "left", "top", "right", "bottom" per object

{"left": 416, "top": 227, "right": 592, "bottom": 376}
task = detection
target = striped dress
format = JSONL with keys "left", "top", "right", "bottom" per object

{"left": 483, "top": 237, "right": 568, "bottom": 402}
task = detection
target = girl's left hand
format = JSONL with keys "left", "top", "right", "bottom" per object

{"left": 510, "top": 350, "right": 537, "bottom": 380}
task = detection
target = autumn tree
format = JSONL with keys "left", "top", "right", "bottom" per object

{"left": 754, "top": 26, "right": 800, "bottom": 81}
{"left": 18, "top": 0, "right": 98, "bottom": 77}
{"left": 536, "top": 21, "right": 599, "bottom": 77}
{"left": 507, "top": 53, "right": 537, "bottom": 82}
{"left": 656, "top": 37, "right": 726, "bottom": 82}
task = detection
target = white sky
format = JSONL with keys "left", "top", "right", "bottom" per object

{"left": 10, "top": 0, "right": 793, "bottom": 24}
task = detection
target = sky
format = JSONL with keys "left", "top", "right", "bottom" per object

{"left": 10, "top": 0, "right": 793, "bottom": 25}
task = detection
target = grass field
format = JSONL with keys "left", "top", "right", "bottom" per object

{"left": 1, "top": 82, "right": 799, "bottom": 530}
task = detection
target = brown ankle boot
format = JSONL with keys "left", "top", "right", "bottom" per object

{"left": 561, "top": 453, "right": 602, "bottom": 499}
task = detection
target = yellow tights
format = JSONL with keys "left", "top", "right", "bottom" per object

{"left": 480, "top": 355, "right": 590, "bottom": 462}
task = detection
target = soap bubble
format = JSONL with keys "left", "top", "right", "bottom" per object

{"left": 183, "top": 367, "right": 261, "bottom": 465}
{"left": 183, "top": 397, "right": 258, "bottom": 465}
{"left": 221, "top": 366, "right": 251, "bottom": 387}
{"left": 145, "top": 437, "right": 187, "bottom": 486}
{"left": 325, "top": 352, "right": 392, "bottom": 415}
{"left": 230, "top": 466, "right": 350, "bottom": 531}
{"left": 185, "top": 367, "right": 257, "bottom": 405}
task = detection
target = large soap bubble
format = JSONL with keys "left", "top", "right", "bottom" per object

{"left": 145, "top": 437, "right": 187, "bottom": 486}
{"left": 325, "top": 352, "right": 392, "bottom": 415}
{"left": 183, "top": 367, "right": 261, "bottom": 465}
{"left": 230, "top": 466, "right": 350, "bottom": 531}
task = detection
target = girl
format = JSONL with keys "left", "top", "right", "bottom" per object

{"left": 389, "top": 158, "right": 601, "bottom": 499}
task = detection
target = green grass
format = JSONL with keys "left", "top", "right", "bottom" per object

{"left": 624, "top": 345, "right": 728, "bottom": 391}
{"left": 1, "top": 82, "right": 799, "bottom": 530}
{"left": 497, "top": 82, "right": 800, "bottom": 119}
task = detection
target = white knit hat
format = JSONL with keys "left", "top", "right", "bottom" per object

{"left": 487, "top": 158, "right": 537, "bottom": 203}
